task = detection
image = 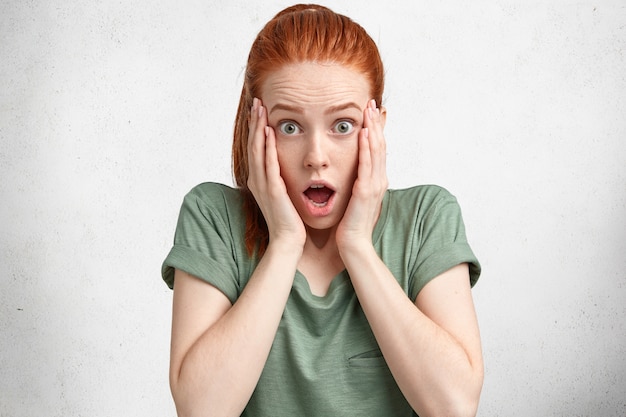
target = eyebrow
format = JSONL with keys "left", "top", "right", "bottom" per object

{"left": 269, "top": 103, "right": 305, "bottom": 115}
{"left": 325, "top": 102, "right": 362, "bottom": 115}
{"left": 269, "top": 102, "right": 362, "bottom": 115}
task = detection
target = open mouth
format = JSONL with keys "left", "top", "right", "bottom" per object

{"left": 304, "top": 184, "right": 335, "bottom": 207}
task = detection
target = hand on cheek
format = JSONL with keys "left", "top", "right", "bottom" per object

{"left": 337, "top": 99, "right": 388, "bottom": 250}
{"left": 247, "top": 98, "right": 306, "bottom": 249}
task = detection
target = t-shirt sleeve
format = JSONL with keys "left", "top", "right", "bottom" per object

{"left": 161, "top": 185, "right": 240, "bottom": 304}
{"left": 409, "top": 188, "right": 481, "bottom": 300}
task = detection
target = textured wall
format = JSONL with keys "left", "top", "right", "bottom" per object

{"left": 1, "top": 1, "right": 625, "bottom": 415}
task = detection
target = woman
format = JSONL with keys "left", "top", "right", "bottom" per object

{"left": 162, "top": 4, "right": 483, "bottom": 416}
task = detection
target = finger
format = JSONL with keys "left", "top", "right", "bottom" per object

{"left": 248, "top": 98, "right": 268, "bottom": 186}
{"left": 364, "top": 99, "right": 377, "bottom": 125}
{"left": 248, "top": 97, "right": 260, "bottom": 149}
{"left": 264, "top": 125, "right": 282, "bottom": 185}
{"left": 357, "top": 127, "right": 372, "bottom": 189}
{"left": 365, "top": 100, "right": 387, "bottom": 186}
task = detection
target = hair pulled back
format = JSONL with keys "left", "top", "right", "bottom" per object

{"left": 232, "top": 4, "right": 385, "bottom": 256}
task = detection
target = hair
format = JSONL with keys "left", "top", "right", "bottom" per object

{"left": 232, "top": 4, "right": 385, "bottom": 256}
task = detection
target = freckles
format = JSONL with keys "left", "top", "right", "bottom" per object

{"left": 275, "top": 151, "right": 287, "bottom": 174}
{"left": 333, "top": 144, "right": 359, "bottom": 171}
{"left": 275, "top": 142, "right": 294, "bottom": 162}
{"left": 274, "top": 143, "right": 298, "bottom": 177}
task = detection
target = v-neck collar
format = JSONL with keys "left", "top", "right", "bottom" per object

{"left": 291, "top": 190, "right": 391, "bottom": 300}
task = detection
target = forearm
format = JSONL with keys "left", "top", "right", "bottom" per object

{"left": 172, "top": 243, "right": 300, "bottom": 417}
{"left": 340, "top": 243, "right": 483, "bottom": 417}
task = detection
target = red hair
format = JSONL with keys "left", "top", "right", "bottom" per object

{"left": 232, "top": 4, "right": 385, "bottom": 256}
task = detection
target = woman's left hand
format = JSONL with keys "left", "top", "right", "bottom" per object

{"left": 336, "top": 99, "right": 388, "bottom": 251}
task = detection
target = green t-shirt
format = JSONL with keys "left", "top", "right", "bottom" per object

{"left": 162, "top": 182, "right": 480, "bottom": 416}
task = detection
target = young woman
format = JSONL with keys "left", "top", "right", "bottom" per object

{"left": 162, "top": 4, "right": 483, "bottom": 417}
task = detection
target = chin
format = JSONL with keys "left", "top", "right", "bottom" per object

{"left": 301, "top": 214, "right": 340, "bottom": 232}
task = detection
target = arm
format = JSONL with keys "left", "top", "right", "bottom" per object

{"left": 169, "top": 98, "right": 305, "bottom": 416}
{"left": 170, "top": 241, "right": 300, "bottom": 416}
{"left": 341, "top": 253, "right": 483, "bottom": 417}
{"left": 337, "top": 100, "right": 482, "bottom": 416}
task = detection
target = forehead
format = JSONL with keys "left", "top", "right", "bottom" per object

{"left": 261, "top": 62, "right": 370, "bottom": 107}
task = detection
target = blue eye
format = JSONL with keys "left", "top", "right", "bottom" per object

{"left": 278, "top": 121, "right": 301, "bottom": 135}
{"left": 334, "top": 120, "right": 354, "bottom": 134}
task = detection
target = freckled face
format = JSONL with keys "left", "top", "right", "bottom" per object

{"left": 261, "top": 62, "right": 371, "bottom": 230}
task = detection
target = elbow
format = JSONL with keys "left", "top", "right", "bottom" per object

{"left": 449, "top": 396, "right": 481, "bottom": 417}
{"left": 169, "top": 377, "right": 188, "bottom": 417}
{"left": 169, "top": 390, "right": 200, "bottom": 417}
{"left": 169, "top": 367, "right": 184, "bottom": 412}
{"left": 429, "top": 390, "right": 482, "bottom": 417}
{"left": 170, "top": 379, "right": 207, "bottom": 417}
{"left": 169, "top": 369, "right": 196, "bottom": 417}
{"left": 450, "top": 352, "right": 484, "bottom": 417}
{"left": 449, "top": 368, "right": 484, "bottom": 417}
{"left": 170, "top": 373, "right": 243, "bottom": 417}
{"left": 417, "top": 367, "right": 484, "bottom": 417}
{"left": 455, "top": 403, "right": 481, "bottom": 417}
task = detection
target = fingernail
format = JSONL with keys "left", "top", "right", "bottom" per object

{"left": 264, "top": 126, "right": 270, "bottom": 137}
{"left": 363, "top": 127, "right": 369, "bottom": 138}
{"left": 258, "top": 105, "right": 264, "bottom": 118}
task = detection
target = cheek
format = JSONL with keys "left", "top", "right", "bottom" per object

{"left": 275, "top": 142, "right": 287, "bottom": 165}
{"left": 335, "top": 141, "right": 359, "bottom": 172}
{"left": 275, "top": 143, "right": 297, "bottom": 180}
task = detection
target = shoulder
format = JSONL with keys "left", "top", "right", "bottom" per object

{"left": 177, "top": 182, "right": 246, "bottom": 235}
{"left": 386, "top": 184, "right": 459, "bottom": 215}
{"left": 163, "top": 183, "right": 250, "bottom": 296}
{"left": 378, "top": 185, "right": 468, "bottom": 245}
{"left": 382, "top": 185, "right": 480, "bottom": 293}
{"left": 376, "top": 184, "right": 461, "bottom": 242}
{"left": 185, "top": 182, "right": 243, "bottom": 207}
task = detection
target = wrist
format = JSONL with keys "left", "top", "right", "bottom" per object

{"left": 266, "top": 237, "right": 304, "bottom": 259}
{"left": 337, "top": 237, "right": 375, "bottom": 259}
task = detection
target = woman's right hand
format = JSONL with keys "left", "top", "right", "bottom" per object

{"left": 247, "top": 97, "right": 306, "bottom": 251}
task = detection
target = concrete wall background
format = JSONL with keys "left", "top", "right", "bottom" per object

{"left": 1, "top": 1, "right": 624, "bottom": 415}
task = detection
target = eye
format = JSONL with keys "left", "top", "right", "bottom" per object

{"left": 278, "top": 121, "right": 302, "bottom": 135}
{"left": 333, "top": 120, "right": 354, "bottom": 135}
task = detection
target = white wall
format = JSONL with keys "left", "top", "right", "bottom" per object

{"left": 1, "top": 1, "right": 624, "bottom": 415}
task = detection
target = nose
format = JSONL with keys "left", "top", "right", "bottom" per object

{"left": 303, "top": 132, "right": 329, "bottom": 169}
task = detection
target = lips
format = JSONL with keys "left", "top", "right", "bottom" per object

{"left": 304, "top": 184, "right": 334, "bottom": 207}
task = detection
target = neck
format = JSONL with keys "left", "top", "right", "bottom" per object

{"left": 300, "top": 225, "right": 345, "bottom": 289}
{"left": 306, "top": 225, "right": 338, "bottom": 249}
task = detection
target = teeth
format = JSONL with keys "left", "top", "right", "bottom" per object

{"left": 310, "top": 184, "right": 324, "bottom": 189}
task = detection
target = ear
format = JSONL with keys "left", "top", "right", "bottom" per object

{"left": 379, "top": 105, "right": 387, "bottom": 129}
